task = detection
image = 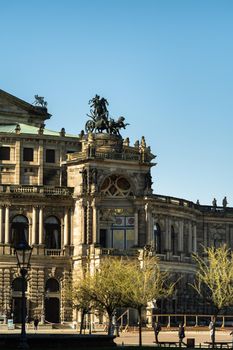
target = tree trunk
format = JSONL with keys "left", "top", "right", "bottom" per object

{"left": 138, "top": 307, "right": 142, "bottom": 347}
{"left": 107, "top": 312, "right": 113, "bottom": 336}
{"left": 80, "top": 309, "right": 86, "bottom": 334}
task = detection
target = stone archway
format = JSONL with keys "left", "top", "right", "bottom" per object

{"left": 44, "top": 278, "right": 60, "bottom": 323}
{"left": 11, "top": 215, "right": 29, "bottom": 246}
{"left": 12, "top": 277, "right": 27, "bottom": 323}
{"left": 44, "top": 216, "right": 61, "bottom": 249}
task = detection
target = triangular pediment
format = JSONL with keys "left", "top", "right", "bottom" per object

{"left": 0, "top": 89, "right": 51, "bottom": 127}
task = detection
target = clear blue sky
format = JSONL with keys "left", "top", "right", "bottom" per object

{"left": 1, "top": 0, "right": 233, "bottom": 206}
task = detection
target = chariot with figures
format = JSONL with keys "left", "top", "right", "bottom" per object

{"left": 85, "top": 95, "right": 129, "bottom": 135}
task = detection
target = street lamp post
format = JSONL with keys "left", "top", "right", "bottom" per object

{"left": 14, "top": 240, "right": 33, "bottom": 350}
{"left": 40, "top": 289, "right": 49, "bottom": 324}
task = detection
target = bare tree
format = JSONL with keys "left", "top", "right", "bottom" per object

{"left": 192, "top": 245, "right": 233, "bottom": 347}
{"left": 74, "top": 258, "right": 131, "bottom": 335}
{"left": 71, "top": 278, "right": 93, "bottom": 334}
{"left": 123, "top": 254, "right": 175, "bottom": 347}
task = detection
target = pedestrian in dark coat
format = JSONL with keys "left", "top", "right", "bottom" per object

{"left": 178, "top": 322, "right": 185, "bottom": 347}
{"left": 153, "top": 321, "right": 161, "bottom": 343}
{"left": 34, "top": 317, "right": 39, "bottom": 330}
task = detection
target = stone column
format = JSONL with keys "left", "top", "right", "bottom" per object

{"left": 145, "top": 204, "right": 152, "bottom": 245}
{"left": 0, "top": 206, "right": 3, "bottom": 243}
{"left": 15, "top": 141, "right": 20, "bottom": 184}
{"left": 32, "top": 206, "right": 37, "bottom": 245}
{"left": 72, "top": 201, "right": 85, "bottom": 247}
{"left": 134, "top": 210, "right": 138, "bottom": 246}
{"left": 92, "top": 203, "right": 98, "bottom": 244}
{"left": 193, "top": 224, "right": 197, "bottom": 253}
{"left": 188, "top": 222, "right": 193, "bottom": 254}
{"left": 5, "top": 206, "right": 10, "bottom": 244}
{"left": 165, "top": 218, "right": 170, "bottom": 251}
{"left": 38, "top": 141, "right": 44, "bottom": 186}
{"left": 178, "top": 220, "right": 184, "bottom": 252}
{"left": 64, "top": 208, "right": 69, "bottom": 246}
{"left": 39, "top": 207, "right": 44, "bottom": 244}
{"left": 204, "top": 223, "right": 208, "bottom": 247}
{"left": 70, "top": 208, "right": 74, "bottom": 246}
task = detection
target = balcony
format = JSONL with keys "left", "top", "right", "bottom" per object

{"left": 96, "top": 247, "right": 139, "bottom": 257}
{"left": 45, "top": 249, "right": 63, "bottom": 256}
{"left": 0, "top": 185, "right": 73, "bottom": 196}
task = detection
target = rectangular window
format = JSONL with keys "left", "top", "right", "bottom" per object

{"left": 126, "top": 229, "right": 135, "bottom": 249}
{"left": 100, "top": 229, "right": 107, "bottom": 248}
{"left": 112, "top": 216, "right": 135, "bottom": 250}
{"left": 46, "top": 149, "right": 55, "bottom": 163}
{"left": 113, "top": 230, "right": 124, "bottom": 250}
{"left": 23, "top": 148, "right": 34, "bottom": 161}
{"left": 0, "top": 147, "right": 10, "bottom": 160}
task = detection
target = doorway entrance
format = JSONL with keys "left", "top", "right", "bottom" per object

{"left": 13, "top": 297, "right": 28, "bottom": 323}
{"left": 45, "top": 298, "right": 60, "bottom": 323}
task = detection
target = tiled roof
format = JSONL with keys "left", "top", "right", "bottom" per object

{"left": 0, "top": 123, "right": 78, "bottom": 138}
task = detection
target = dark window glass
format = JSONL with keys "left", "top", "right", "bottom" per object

{"left": 100, "top": 229, "right": 107, "bottom": 248}
{"left": 44, "top": 216, "right": 61, "bottom": 249}
{"left": 46, "top": 149, "right": 55, "bottom": 163}
{"left": 46, "top": 278, "right": 60, "bottom": 292}
{"left": 154, "top": 224, "right": 162, "bottom": 254}
{"left": 12, "top": 277, "right": 27, "bottom": 291}
{"left": 0, "top": 147, "right": 10, "bottom": 160}
{"left": 171, "top": 226, "right": 177, "bottom": 255}
{"left": 23, "top": 148, "right": 33, "bottom": 161}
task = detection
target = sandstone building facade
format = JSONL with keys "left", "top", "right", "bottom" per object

{"left": 0, "top": 89, "right": 232, "bottom": 324}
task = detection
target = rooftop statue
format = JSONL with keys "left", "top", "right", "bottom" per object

{"left": 85, "top": 95, "right": 129, "bottom": 135}
{"left": 33, "top": 95, "right": 47, "bottom": 108}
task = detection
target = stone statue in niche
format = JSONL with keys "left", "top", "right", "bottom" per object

{"left": 144, "top": 171, "right": 153, "bottom": 190}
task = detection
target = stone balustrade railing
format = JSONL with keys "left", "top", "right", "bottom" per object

{"left": 67, "top": 150, "right": 152, "bottom": 163}
{"left": 154, "top": 194, "right": 233, "bottom": 213}
{"left": 97, "top": 247, "right": 139, "bottom": 257}
{"left": 45, "top": 249, "right": 63, "bottom": 256}
{"left": 0, "top": 185, "right": 73, "bottom": 196}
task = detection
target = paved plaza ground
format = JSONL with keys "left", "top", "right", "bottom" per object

{"left": 114, "top": 329, "right": 233, "bottom": 346}
{"left": 1, "top": 328, "right": 233, "bottom": 347}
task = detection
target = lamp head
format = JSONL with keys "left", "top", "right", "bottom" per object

{"left": 14, "top": 240, "right": 33, "bottom": 270}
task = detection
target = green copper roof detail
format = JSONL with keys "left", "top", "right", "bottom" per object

{"left": 0, "top": 123, "right": 78, "bottom": 138}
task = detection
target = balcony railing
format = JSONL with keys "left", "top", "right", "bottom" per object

{"left": 0, "top": 185, "right": 73, "bottom": 196}
{"left": 67, "top": 150, "right": 153, "bottom": 163}
{"left": 98, "top": 248, "right": 140, "bottom": 257}
{"left": 153, "top": 194, "right": 233, "bottom": 213}
{"left": 45, "top": 249, "right": 63, "bottom": 256}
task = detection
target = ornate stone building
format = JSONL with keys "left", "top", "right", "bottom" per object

{"left": 0, "top": 89, "right": 232, "bottom": 324}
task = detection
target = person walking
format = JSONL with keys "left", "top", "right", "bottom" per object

{"left": 230, "top": 325, "right": 233, "bottom": 348}
{"left": 153, "top": 320, "right": 161, "bottom": 344}
{"left": 34, "top": 316, "right": 39, "bottom": 331}
{"left": 209, "top": 316, "right": 216, "bottom": 345}
{"left": 178, "top": 322, "right": 185, "bottom": 347}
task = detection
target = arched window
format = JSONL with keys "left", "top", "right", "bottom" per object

{"left": 12, "top": 277, "right": 27, "bottom": 292}
{"left": 11, "top": 215, "right": 28, "bottom": 246}
{"left": 45, "top": 278, "right": 60, "bottom": 292}
{"left": 100, "top": 175, "right": 133, "bottom": 197}
{"left": 44, "top": 216, "right": 61, "bottom": 249}
{"left": 154, "top": 223, "right": 162, "bottom": 254}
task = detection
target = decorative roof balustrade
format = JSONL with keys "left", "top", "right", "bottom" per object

{"left": 67, "top": 149, "right": 153, "bottom": 163}
{"left": 154, "top": 194, "right": 233, "bottom": 213}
